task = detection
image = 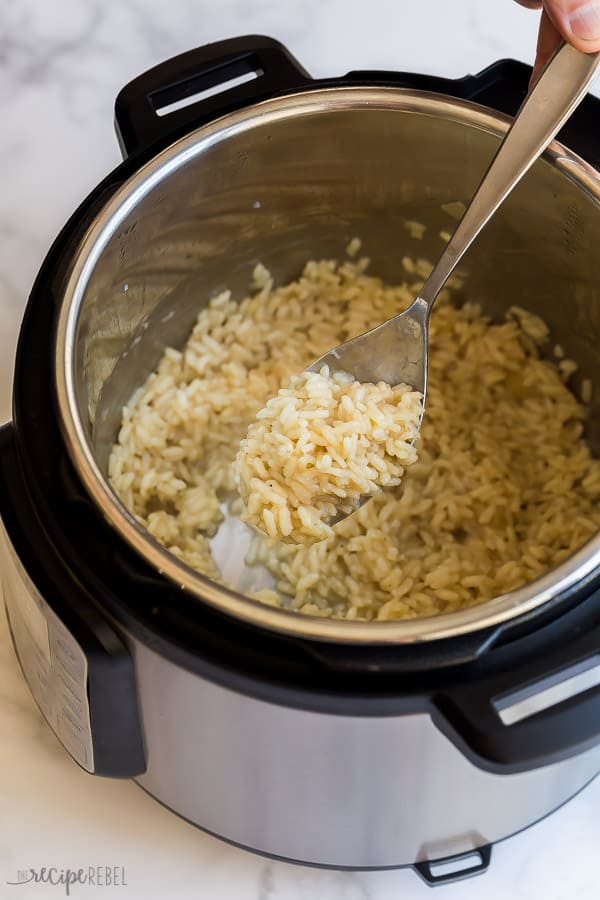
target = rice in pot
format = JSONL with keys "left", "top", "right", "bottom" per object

{"left": 108, "top": 248, "right": 600, "bottom": 620}
{"left": 234, "top": 367, "right": 422, "bottom": 544}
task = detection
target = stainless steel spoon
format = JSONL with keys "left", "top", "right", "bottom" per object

{"left": 309, "top": 42, "right": 600, "bottom": 398}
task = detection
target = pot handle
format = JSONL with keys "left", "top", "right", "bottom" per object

{"left": 114, "top": 35, "right": 311, "bottom": 158}
{"left": 432, "top": 608, "right": 600, "bottom": 773}
{"left": 0, "top": 423, "right": 146, "bottom": 778}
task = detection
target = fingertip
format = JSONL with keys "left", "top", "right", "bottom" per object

{"left": 561, "top": 33, "right": 600, "bottom": 52}
{"left": 545, "top": 2, "right": 600, "bottom": 52}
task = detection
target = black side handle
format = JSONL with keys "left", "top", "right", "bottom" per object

{"left": 432, "top": 604, "right": 600, "bottom": 773}
{"left": 115, "top": 35, "right": 310, "bottom": 158}
{"left": 0, "top": 423, "right": 146, "bottom": 778}
{"left": 413, "top": 845, "right": 492, "bottom": 886}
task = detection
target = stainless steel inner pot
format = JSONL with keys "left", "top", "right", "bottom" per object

{"left": 55, "top": 86, "right": 600, "bottom": 644}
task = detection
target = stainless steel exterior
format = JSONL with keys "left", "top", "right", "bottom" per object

{"left": 131, "top": 635, "right": 599, "bottom": 867}
{"left": 53, "top": 86, "right": 600, "bottom": 644}
{"left": 2, "top": 510, "right": 598, "bottom": 866}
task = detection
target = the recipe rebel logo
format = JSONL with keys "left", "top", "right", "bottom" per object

{"left": 6, "top": 866, "right": 128, "bottom": 895}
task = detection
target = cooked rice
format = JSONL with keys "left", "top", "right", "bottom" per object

{"left": 442, "top": 200, "right": 467, "bottom": 220}
{"left": 559, "top": 358, "right": 578, "bottom": 380}
{"left": 235, "top": 366, "right": 421, "bottom": 544}
{"left": 508, "top": 305, "right": 550, "bottom": 344}
{"left": 403, "top": 220, "right": 427, "bottom": 240}
{"left": 108, "top": 251, "right": 600, "bottom": 621}
{"left": 346, "top": 236, "right": 362, "bottom": 258}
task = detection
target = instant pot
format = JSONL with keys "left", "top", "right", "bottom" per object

{"left": 1, "top": 36, "right": 600, "bottom": 885}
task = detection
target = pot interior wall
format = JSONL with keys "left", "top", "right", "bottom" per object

{"left": 72, "top": 99, "right": 600, "bottom": 470}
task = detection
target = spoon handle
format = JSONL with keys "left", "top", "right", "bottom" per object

{"left": 418, "top": 41, "right": 600, "bottom": 310}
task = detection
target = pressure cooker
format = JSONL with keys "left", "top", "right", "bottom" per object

{"left": 1, "top": 36, "right": 599, "bottom": 886}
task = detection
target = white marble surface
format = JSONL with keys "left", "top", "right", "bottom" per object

{"left": 0, "top": 0, "right": 599, "bottom": 897}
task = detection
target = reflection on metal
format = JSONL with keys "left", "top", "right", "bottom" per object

{"left": 496, "top": 657, "right": 600, "bottom": 725}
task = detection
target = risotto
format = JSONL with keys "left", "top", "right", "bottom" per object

{"left": 108, "top": 249, "right": 600, "bottom": 620}
{"left": 235, "top": 366, "right": 422, "bottom": 544}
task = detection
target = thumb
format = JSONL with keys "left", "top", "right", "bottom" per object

{"left": 544, "top": 0, "right": 600, "bottom": 50}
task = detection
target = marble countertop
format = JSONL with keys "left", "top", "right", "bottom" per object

{"left": 1, "top": 0, "right": 598, "bottom": 897}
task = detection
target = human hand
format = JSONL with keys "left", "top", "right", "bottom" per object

{"left": 515, "top": 1, "right": 600, "bottom": 82}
